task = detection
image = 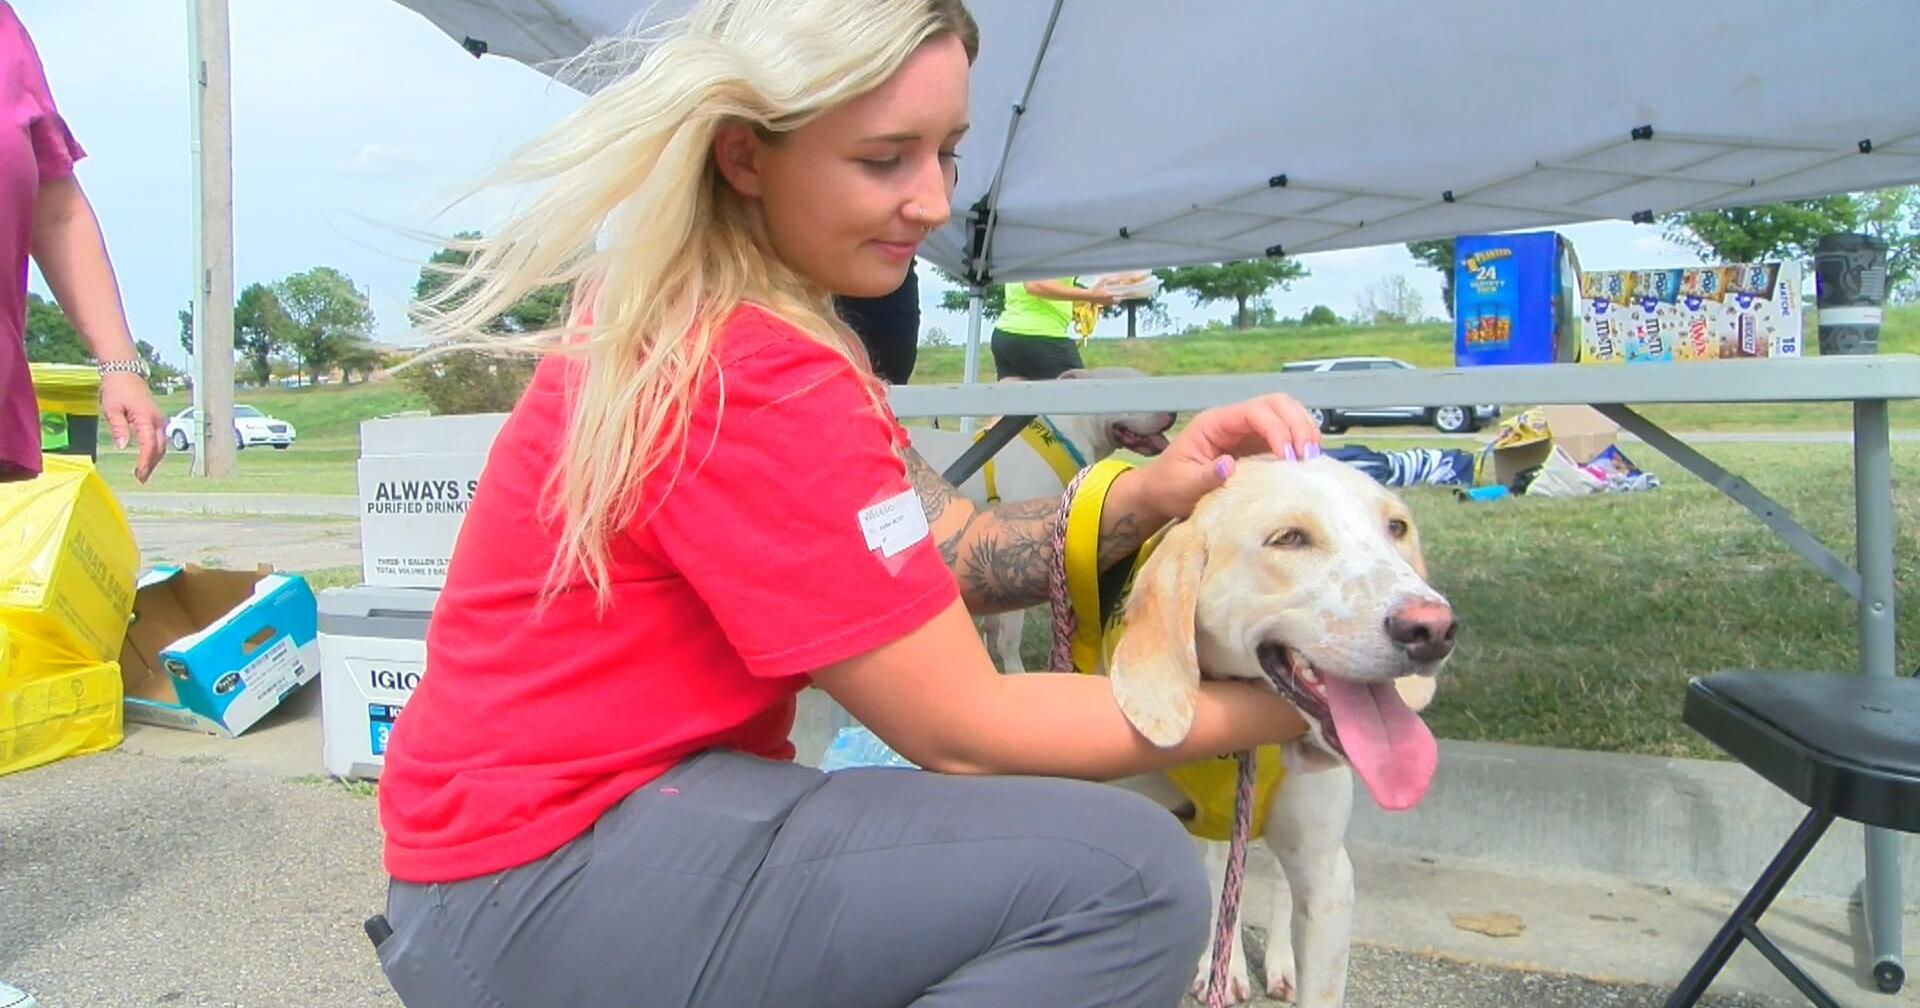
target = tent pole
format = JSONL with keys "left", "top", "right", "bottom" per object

{"left": 960, "top": 288, "right": 984, "bottom": 436}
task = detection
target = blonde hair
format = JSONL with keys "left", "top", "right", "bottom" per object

{"left": 412, "top": 0, "right": 978, "bottom": 605}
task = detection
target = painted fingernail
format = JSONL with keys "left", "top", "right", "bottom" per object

{"left": 1214, "top": 457, "right": 1232, "bottom": 480}
{"left": 1282, "top": 444, "right": 1297, "bottom": 462}
{"left": 1305, "top": 443, "right": 1322, "bottom": 459}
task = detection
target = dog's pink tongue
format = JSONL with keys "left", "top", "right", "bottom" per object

{"left": 1322, "top": 678, "right": 1436, "bottom": 811}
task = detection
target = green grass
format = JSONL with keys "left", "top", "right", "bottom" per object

{"left": 291, "top": 773, "right": 377, "bottom": 797}
{"left": 1020, "top": 438, "right": 1920, "bottom": 759}
{"left": 99, "top": 445, "right": 360, "bottom": 497}
{"left": 299, "top": 566, "right": 363, "bottom": 592}
{"left": 95, "top": 380, "right": 424, "bottom": 496}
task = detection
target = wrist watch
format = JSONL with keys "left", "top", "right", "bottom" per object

{"left": 97, "top": 358, "right": 151, "bottom": 380}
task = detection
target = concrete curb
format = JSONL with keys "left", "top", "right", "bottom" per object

{"left": 794, "top": 691, "right": 1917, "bottom": 902}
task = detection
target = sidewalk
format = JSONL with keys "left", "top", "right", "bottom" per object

{"left": 6, "top": 687, "right": 1908, "bottom": 1006}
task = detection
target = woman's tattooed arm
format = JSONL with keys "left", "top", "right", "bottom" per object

{"left": 903, "top": 448, "right": 1152, "bottom": 614}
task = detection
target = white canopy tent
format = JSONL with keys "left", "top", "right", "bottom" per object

{"left": 388, "top": 0, "right": 1920, "bottom": 382}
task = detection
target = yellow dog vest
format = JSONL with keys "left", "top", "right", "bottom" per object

{"left": 977, "top": 417, "right": 1086, "bottom": 504}
{"left": 1065, "top": 460, "right": 1287, "bottom": 842}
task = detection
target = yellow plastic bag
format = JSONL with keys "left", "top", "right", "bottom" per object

{"left": 28, "top": 363, "right": 100, "bottom": 417}
{"left": 0, "top": 456, "right": 138, "bottom": 666}
{"left": 30, "top": 363, "right": 100, "bottom": 454}
{"left": 0, "top": 626, "right": 124, "bottom": 777}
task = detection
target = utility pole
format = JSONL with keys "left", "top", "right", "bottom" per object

{"left": 187, "top": 0, "right": 235, "bottom": 476}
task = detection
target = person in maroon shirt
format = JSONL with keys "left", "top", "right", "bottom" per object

{"left": 1, "top": 2, "right": 163, "bottom": 482}
{"left": 375, "top": 3, "right": 1323, "bottom": 1006}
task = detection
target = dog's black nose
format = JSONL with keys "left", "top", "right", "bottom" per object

{"left": 1386, "top": 601, "right": 1457, "bottom": 662}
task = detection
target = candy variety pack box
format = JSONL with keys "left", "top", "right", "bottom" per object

{"left": 1453, "top": 232, "right": 1585, "bottom": 367}
{"left": 1580, "top": 262, "right": 1802, "bottom": 364}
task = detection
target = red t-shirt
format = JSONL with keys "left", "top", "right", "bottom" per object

{"left": 379, "top": 305, "right": 958, "bottom": 882}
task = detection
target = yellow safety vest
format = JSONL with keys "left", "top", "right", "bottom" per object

{"left": 1064, "top": 460, "right": 1288, "bottom": 841}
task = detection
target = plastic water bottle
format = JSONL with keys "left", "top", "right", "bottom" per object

{"left": 817, "top": 726, "right": 919, "bottom": 772}
{"left": 0, "top": 980, "right": 39, "bottom": 1008}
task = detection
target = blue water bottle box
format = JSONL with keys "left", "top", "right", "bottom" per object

{"left": 1454, "top": 232, "right": 1584, "bottom": 366}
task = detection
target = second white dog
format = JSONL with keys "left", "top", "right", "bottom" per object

{"left": 907, "top": 366, "right": 1176, "bottom": 672}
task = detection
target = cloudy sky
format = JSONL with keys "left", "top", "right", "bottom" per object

{"left": 19, "top": 0, "right": 1705, "bottom": 368}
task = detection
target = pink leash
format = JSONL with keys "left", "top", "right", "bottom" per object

{"left": 1047, "top": 471, "right": 1255, "bottom": 1008}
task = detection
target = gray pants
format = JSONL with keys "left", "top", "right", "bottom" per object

{"left": 378, "top": 750, "right": 1209, "bottom": 1008}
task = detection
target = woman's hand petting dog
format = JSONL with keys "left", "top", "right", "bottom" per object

{"left": 1127, "top": 393, "right": 1323, "bottom": 525}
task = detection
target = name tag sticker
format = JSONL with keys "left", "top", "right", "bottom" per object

{"left": 858, "top": 487, "right": 929, "bottom": 558}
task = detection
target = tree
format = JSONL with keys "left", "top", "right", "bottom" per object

{"left": 1662, "top": 195, "right": 1860, "bottom": 265}
{"left": 1664, "top": 187, "right": 1920, "bottom": 299}
{"left": 402, "top": 351, "right": 538, "bottom": 414}
{"left": 399, "top": 234, "right": 561, "bottom": 413}
{"left": 274, "top": 266, "right": 373, "bottom": 385}
{"left": 411, "top": 230, "right": 569, "bottom": 333}
{"left": 933, "top": 266, "right": 1006, "bottom": 319}
{"left": 1356, "top": 275, "right": 1424, "bottom": 324}
{"left": 1301, "top": 304, "right": 1340, "bottom": 326}
{"left": 1856, "top": 187, "right": 1919, "bottom": 299}
{"left": 233, "top": 283, "right": 292, "bottom": 387}
{"left": 178, "top": 304, "right": 193, "bottom": 358}
{"left": 1406, "top": 238, "right": 1456, "bottom": 318}
{"left": 1154, "top": 257, "right": 1307, "bottom": 328}
{"left": 921, "top": 325, "right": 951, "bottom": 347}
{"left": 24, "top": 293, "right": 88, "bottom": 363}
{"left": 136, "top": 339, "right": 185, "bottom": 387}
{"left": 335, "top": 339, "right": 386, "bottom": 384}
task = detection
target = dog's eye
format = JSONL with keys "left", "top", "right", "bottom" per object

{"left": 1267, "top": 528, "right": 1310, "bottom": 549}
{"left": 1387, "top": 518, "right": 1410, "bottom": 539}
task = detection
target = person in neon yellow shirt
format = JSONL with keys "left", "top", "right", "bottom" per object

{"left": 991, "top": 278, "right": 1119, "bottom": 379}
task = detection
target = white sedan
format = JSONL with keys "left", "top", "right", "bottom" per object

{"left": 164, "top": 405, "right": 296, "bottom": 451}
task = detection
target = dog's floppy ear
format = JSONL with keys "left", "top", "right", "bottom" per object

{"left": 1107, "top": 518, "right": 1206, "bottom": 747}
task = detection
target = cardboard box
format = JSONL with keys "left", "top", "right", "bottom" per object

{"left": 317, "top": 586, "right": 436, "bottom": 780}
{"left": 1454, "top": 232, "right": 1585, "bottom": 367}
{"left": 1579, "top": 295, "right": 1628, "bottom": 364}
{"left": 1481, "top": 405, "right": 1619, "bottom": 488}
{"left": 1581, "top": 261, "right": 1802, "bottom": 363}
{"left": 118, "top": 565, "right": 320, "bottom": 737}
{"left": 358, "top": 413, "right": 505, "bottom": 588}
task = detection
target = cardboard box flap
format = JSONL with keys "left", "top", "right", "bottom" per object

{"left": 121, "top": 566, "right": 272, "bottom": 676}
{"left": 118, "top": 564, "right": 319, "bottom": 738}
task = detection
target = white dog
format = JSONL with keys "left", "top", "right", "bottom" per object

{"left": 1103, "top": 456, "right": 1455, "bottom": 1007}
{"left": 908, "top": 366, "right": 1177, "bottom": 672}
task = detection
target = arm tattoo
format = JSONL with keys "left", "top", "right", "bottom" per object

{"left": 904, "top": 447, "right": 959, "bottom": 527}
{"left": 958, "top": 498, "right": 1055, "bottom": 611}
{"left": 902, "top": 449, "right": 1163, "bottom": 614}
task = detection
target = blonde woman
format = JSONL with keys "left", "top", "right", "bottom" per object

{"left": 376, "top": 3, "right": 1322, "bottom": 1005}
